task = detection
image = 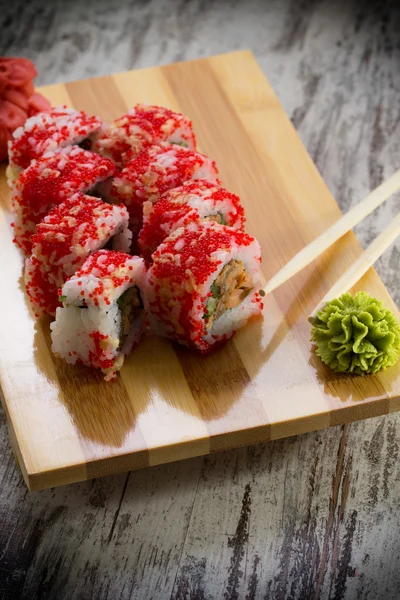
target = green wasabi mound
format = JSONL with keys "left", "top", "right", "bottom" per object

{"left": 311, "top": 292, "right": 400, "bottom": 375}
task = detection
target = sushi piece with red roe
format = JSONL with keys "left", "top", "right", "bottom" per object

{"left": 50, "top": 250, "right": 146, "bottom": 382}
{"left": 145, "top": 221, "right": 263, "bottom": 352}
{"left": 138, "top": 179, "right": 245, "bottom": 264}
{"left": 12, "top": 146, "right": 116, "bottom": 255}
{"left": 111, "top": 142, "right": 220, "bottom": 235}
{"left": 25, "top": 193, "right": 131, "bottom": 317}
{"left": 93, "top": 104, "right": 196, "bottom": 166}
{"left": 6, "top": 105, "right": 104, "bottom": 183}
{"left": 133, "top": 104, "right": 196, "bottom": 150}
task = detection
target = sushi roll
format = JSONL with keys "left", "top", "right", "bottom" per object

{"left": 132, "top": 104, "right": 196, "bottom": 149}
{"left": 111, "top": 142, "right": 220, "bottom": 234}
{"left": 138, "top": 179, "right": 245, "bottom": 264}
{"left": 94, "top": 104, "right": 196, "bottom": 166}
{"left": 145, "top": 221, "right": 263, "bottom": 352}
{"left": 25, "top": 193, "right": 131, "bottom": 317}
{"left": 12, "top": 146, "right": 116, "bottom": 255}
{"left": 51, "top": 250, "right": 146, "bottom": 382}
{"left": 6, "top": 105, "right": 103, "bottom": 183}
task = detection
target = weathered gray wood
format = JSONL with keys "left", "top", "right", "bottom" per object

{"left": 1, "top": 0, "right": 400, "bottom": 599}
{"left": 0, "top": 402, "right": 204, "bottom": 599}
{"left": 171, "top": 419, "right": 400, "bottom": 599}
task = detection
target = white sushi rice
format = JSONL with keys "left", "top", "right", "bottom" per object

{"left": 180, "top": 191, "right": 233, "bottom": 221}
{"left": 167, "top": 125, "right": 195, "bottom": 148}
{"left": 51, "top": 253, "right": 146, "bottom": 381}
{"left": 51, "top": 302, "right": 122, "bottom": 370}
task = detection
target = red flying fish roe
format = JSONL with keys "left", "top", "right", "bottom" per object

{"left": 93, "top": 114, "right": 155, "bottom": 167}
{"left": 70, "top": 250, "right": 138, "bottom": 307}
{"left": 12, "top": 146, "right": 116, "bottom": 255}
{"left": 146, "top": 221, "right": 263, "bottom": 352}
{"left": 111, "top": 142, "right": 220, "bottom": 234}
{"left": 94, "top": 104, "right": 197, "bottom": 166}
{"left": 25, "top": 256, "right": 59, "bottom": 318}
{"left": 138, "top": 179, "right": 245, "bottom": 263}
{"left": 88, "top": 331, "right": 115, "bottom": 373}
{"left": 25, "top": 193, "right": 130, "bottom": 316}
{"left": 132, "top": 105, "right": 196, "bottom": 151}
{"left": 7, "top": 105, "right": 103, "bottom": 173}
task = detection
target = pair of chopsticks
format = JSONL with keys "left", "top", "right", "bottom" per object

{"left": 261, "top": 169, "right": 400, "bottom": 322}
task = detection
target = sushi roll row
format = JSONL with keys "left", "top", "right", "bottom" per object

{"left": 8, "top": 102, "right": 263, "bottom": 381}
{"left": 9, "top": 107, "right": 216, "bottom": 255}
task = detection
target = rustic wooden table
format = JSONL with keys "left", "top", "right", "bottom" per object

{"left": 1, "top": 1, "right": 400, "bottom": 598}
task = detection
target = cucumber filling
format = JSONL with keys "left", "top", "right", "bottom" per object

{"left": 203, "top": 259, "right": 253, "bottom": 328}
{"left": 205, "top": 212, "right": 226, "bottom": 225}
{"left": 58, "top": 294, "right": 88, "bottom": 308}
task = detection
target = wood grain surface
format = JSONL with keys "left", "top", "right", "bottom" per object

{"left": 1, "top": 50, "right": 400, "bottom": 491}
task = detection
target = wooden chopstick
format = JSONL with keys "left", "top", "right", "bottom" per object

{"left": 308, "top": 211, "right": 400, "bottom": 322}
{"left": 262, "top": 169, "right": 400, "bottom": 296}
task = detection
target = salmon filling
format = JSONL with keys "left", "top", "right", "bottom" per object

{"left": 204, "top": 259, "right": 253, "bottom": 328}
{"left": 117, "top": 286, "right": 143, "bottom": 349}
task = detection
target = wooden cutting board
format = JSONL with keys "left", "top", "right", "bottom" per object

{"left": 1, "top": 51, "right": 400, "bottom": 491}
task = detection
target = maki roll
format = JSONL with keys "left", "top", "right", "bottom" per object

{"left": 132, "top": 104, "right": 196, "bottom": 149}
{"left": 111, "top": 142, "right": 220, "bottom": 234}
{"left": 7, "top": 106, "right": 103, "bottom": 183}
{"left": 12, "top": 146, "right": 116, "bottom": 255}
{"left": 25, "top": 193, "right": 131, "bottom": 316}
{"left": 138, "top": 179, "right": 245, "bottom": 263}
{"left": 145, "top": 221, "right": 263, "bottom": 351}
{"left": 51, "top": 250, "right": 146, "bottom": 382}
{"left": 94, "top": 104, "right": 196, "bottom": 166}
